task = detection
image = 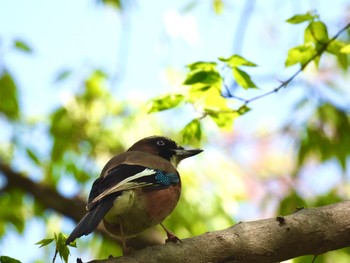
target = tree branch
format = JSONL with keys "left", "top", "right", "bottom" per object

{"left": 230, "top": 21, "right": 350, "bottom": 109}
{"left": 0, "top": 162, "right": 163, "bottom": 247}
{"left": 2, "top": 162, "right": 350, "bottom": 262}
{"left": 87, "top": 201, "right": 350, "bottom": 263}
{"left": 0, "top": 161, "right": 86, "bottom": 221}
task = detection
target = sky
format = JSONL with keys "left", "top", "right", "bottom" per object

{"left": 0, "top": 0, "right": 349, "bottom": 262}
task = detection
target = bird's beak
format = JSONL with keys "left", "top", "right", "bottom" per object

{"left": 173, "top": 148, "right": 203, "bottom": 159}
{"left": 171, "top": 147, "right": 203, "bottom": 167}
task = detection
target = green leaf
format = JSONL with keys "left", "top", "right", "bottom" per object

{"left": 213, "top": 0, "right": 224, "bottom": 14}
{"left": 186, "top": 61, "right": 217, "bottom": 71}
{"left": 219, "top": 55, "right": 257, "bottom": 67}
{"left": 181, "top": 119, "right": 202, "bottom": 144}
{"left": 50, "top": 108, "right": 74, "bottom": 161}
{"left": 285, "top": 44, "right": 316, "bottom": 67}
{"left": 13, "top": 39, "right": 32, "bottom": 53}
{"left": 298, "top": 103, "right": 350, "bottom": 170}
{"left": 99, "top": 0, "right": 123, "bottom": 10}
{"left": 0, "top": 256, "right": 22, "bottom": 263}
{"left": 54, "top": 69, "right": 72, "bottom": 83}
{"left": 183, "top": 70, "right": 221, "bottom": 85}
{"left": 208, "top": 111, "right": 236, "bottom": 130}
{"left": 237, "top": 105, "right": 251, "bottom": 115}
{"left": 311, "top": 189, "right": 342, "bottom": 207}
{"left": 327, "top": 40, "right": 348, "bottom": 70}
{"left": 148, "top": 94, "right": 184, "bottom": 113}
{"left": 327, "top": 40, "right": 346, "bottom": 54}
{"left": 37, "top": 233, "right": 74, "bottom": 263}
{"left": 337, "top": 53, "right": 349, "bottom": 70}
{"left": 232, "top": 68, "right": 257, "bottom": 89}
{"left": 35, "top": 238, "right": 54, "bottom": 248}
{"left": 0, "top": 71, "right": 20, "bottom": 119}
{"left": 56, "top": 233, "right": 71, "bottom": 263}
{"left": 304, "top": 21, "right": 328, "bottom": 44}
{"left": 67, "top": 240, "right": 77, "bottom": 248}
{"left": 84, "top": 70, "right": 108, "bottom": 100}
{"left": 25, "top": 148, "right": 41, "bottom": 165}
{"left": 286, "top": 12, "right": 315, "bottom": 24}
{"left": 0, "top": 190, "right": 25, "bottom": 233}
{"left": 340, "top": 44, "right": 350, "bottom": 53}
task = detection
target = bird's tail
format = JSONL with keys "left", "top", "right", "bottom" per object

{"left": 66, "top": 196, "right": 115, "bottom": 245}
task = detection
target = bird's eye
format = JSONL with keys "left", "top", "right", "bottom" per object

{"left": 156, "top": 140, "right": 165, "bottom": 146}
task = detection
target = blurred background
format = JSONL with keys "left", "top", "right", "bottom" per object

{"left": 1, "top": 0, "right": 350, "bottom": 262}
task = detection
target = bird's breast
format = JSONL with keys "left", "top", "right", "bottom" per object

{"left": 103, "top": 184, "right": 181, "bottom": 237}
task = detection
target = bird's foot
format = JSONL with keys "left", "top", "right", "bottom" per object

{"left": 160, "top": 223, "right": 182, "bottom": 244}
{"left": 165, "top": 232, "right": 182, "bottom": 244}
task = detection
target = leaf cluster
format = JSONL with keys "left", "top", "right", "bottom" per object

{"left": 36, "top": 233, "right": 76, "bottom": 263}
{"left": 148, "top": 55, "right": 258, "bottom": 143}
{"left": 285, "top": 12, "right": 348, "bottom": 69}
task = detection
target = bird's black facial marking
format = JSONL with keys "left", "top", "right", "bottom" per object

{"left": 127, "top": 136, "right": 180, "bottom": 161}
{"left": 149, "top": 137, "right": 178, "bottom": 161}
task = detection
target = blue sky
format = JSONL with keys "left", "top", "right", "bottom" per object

{"left": 1, "top": 0, "right": 349, "bottom": 262}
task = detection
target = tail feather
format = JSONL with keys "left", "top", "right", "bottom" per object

{"left": 66, "top": 195, "right": 116, "bottom": 245}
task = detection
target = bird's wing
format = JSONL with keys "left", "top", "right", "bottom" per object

{"left": 87, "top": 164, "right": 179, "bottom": 210}
{"left": 66, "top": 164, "right": 179, "bottom": 244}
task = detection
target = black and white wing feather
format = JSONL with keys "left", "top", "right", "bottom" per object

{"left": 66, "top": 164, "right": 178, "bottom": 244}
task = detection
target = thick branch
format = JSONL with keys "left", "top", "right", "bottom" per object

{"left": 88, "top": 201, "right": 350, "bottom": 263}
{"left": 2, "top": 162, "right": 350, "bottom": 262}
{"left": 0, "top": 161, "right": 86, "bottom": 221}
{"left": 0, "top": 162, "right": 163, "bottom": 247}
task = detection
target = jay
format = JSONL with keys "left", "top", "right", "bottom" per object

{"left": 66, "top": 136, "right": 202, "bottom": 254}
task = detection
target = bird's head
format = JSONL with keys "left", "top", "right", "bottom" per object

{"left": 127, "top": 136, "right": 203, "bottom": 167}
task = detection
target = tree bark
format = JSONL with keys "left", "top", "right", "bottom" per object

{"left": 87, "top": 201, "right": 350, "bottom": 263}
{"left": 2, "top": 162, "right": 350, "bottom": 262}
{"left": 0, "top": 162, "right": 86, "bottom": 221}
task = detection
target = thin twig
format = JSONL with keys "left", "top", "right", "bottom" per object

{"left": 233, "top": 21, "right": 350, "bottom": 107}
{"left": 52, "top": 248, "right": 58, "bottom": 263}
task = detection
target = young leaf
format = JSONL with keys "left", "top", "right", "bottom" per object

{"left": 219, "top": 55, "right": 257, "bottom": 68}
{"left": 340, "top": 44, "right": 350, "bottom": 54}
{"left": 237, "top": 105, "right": 251, "bottom": 115}
{"left": 213, "top": 0, "right": 224, "bottom": 14}
{"left": 148, "top": 94, "right": 184, "bottom": 113}
{"left": 232, "top": 68, "right": 257, "bottom": 89}
{"left": 181, "top": 119, "right": 202, "bottom": 144}
{"left": 327, "top": 40, "right": 348, "bottom": 70}
{"left": 208, "top": 111, "right": 237, "bottom": 130}
{"left": 99, "top": 0, "right": 123, "bottom": 10}
{"left": 54, "top": 69, "right": 72, "bottom": 83}
{"left": 286, "top": 13, "right": 315, "bottom": 24}
{"left": 26, "top": 148, "right": 41, "bottom": 165}
{"left": 186, "top": 61, "right": 217, "bottom": 71}
{"left": 56, "top": 235, "right": 71, "bottom": 263}
{"left": 183, "top": 70, "right": 221, "bottom": 85}
{"left": 13, "top": 39, "right": 32, "bottom": 53}
{"left": 0, "top": 256, "right": 22, "bottom": 263}
{"left": 35, "top": 238, "right": 55, "bottom": 248}
{"left": 304, "top": 21, "right": 328, "bottom": 44}
{"left": 0, "top": 71, "right": 20, "bottom": 120}
{"left": 285, "top": 44, "right": 316, "bottom": 67}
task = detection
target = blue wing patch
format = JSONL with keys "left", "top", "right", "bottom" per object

{"left": 155, "top": 171, "right": 179, "bottom": 186}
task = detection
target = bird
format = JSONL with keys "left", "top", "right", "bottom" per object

{"left": 66, "top": 135, "right": 203, "bottom": 254}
